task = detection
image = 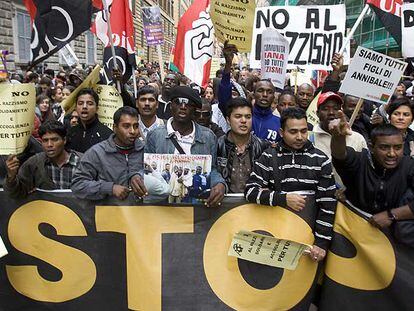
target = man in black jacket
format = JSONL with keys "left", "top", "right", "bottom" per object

{"left": 245, "top": 108, "right": 337, "bottom": 262}
{"left": 217, "top": 97, "right": 269, "bottom": 193}
{"left": 66, "top": 88, "right": 113, "bottom": 153}
{"left": 331, "top": 113, "right": 414, "bottom": 228}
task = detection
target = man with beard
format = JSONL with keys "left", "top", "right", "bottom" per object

{"left": 157, "top": 73, "right": 179, "bottom": 119}
{"left": 135, "top": 86, "right": 164, "bottom": 139}
{"left": 71, "top": 106, "right": 146, "bottom": 201}
{"left": 66, "top": 88, "right": 112, "bottom": 153}
{"left": 245, "top": 108, "right": 337, "bottom": 262}
{"left": 331, "top": 115, "right": 414, "bottom": 228}
{"left": 5, "top": 121, "right": 82, "bottom": 198}
{"left": 146, "top": 86, "right": 226, "bottom": 207}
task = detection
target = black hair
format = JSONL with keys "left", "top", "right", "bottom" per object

{"left": 136, "top": 85, "right": 159, "bottom": 99}
{"left": 371, "top": 124, "right": 403, "bottom": 145}
{"left": 39, "top": 76, "right": 52, "bottom": 86}
{"left": 75, "top": 88, "right": 99, "bottom": 106}
{"left": 38, "top": 120, "right": 67, "bottom": 139}
{"left": 280, "top": 107, "right": 307, "bottom": 129}
{"left": 226, "top": 97, "right": 252, "bottom": 117}
{"left": 386, "top": 97, "right": 414, "bottom": 117}
{"left": 113, "top": 106, "right": 139, "bottom": 126}
{"left": 278, "top": 90, "right": 297, "bottom": 104}
{"left": 254, "top": 79, "right": 275, "bottom": 92}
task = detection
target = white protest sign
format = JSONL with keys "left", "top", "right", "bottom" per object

{"left": 261, "top": 28, "right": 289, "bottom": 89}
{"left": 250, "top": 5, "right": 349, "bottom": 70}
{"left": 339, "top": 46, "right": 407, "bottom": 104}
{"left": 402, "top": 3, "right": 414, "bottom": 58}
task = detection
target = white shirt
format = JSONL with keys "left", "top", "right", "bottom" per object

{"left": 138, "top": 115, "right": 164, "bottom": 139}
{"left": 166, "top": 118, "right": 195, "bottom": 155}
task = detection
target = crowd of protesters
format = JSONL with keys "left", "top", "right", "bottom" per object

{"left": 2, "top": 41, "right": 414, "bottom": 263}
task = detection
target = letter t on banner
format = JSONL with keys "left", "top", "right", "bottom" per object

{"left": 261, "top": 28, "right": 289, "bottom": 90}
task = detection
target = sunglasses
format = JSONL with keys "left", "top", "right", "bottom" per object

{"left": 172, "top": 98, "right": 196, "bottom": 107}
{"left": 194, "top": 110, "right": 212, "bottom": 117}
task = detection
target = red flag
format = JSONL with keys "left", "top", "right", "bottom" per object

{"left": 174, "top": 0, "right": 214, "bottom": 87}
{"left": 92, "top": 0, "right": 136, "bottom": 84}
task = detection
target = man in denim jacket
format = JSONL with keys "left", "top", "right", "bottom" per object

{"left": 145, "top": 86, "right": 226, "bottom": 207}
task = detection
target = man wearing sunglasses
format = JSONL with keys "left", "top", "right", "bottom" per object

{"left": 145, "top": 86, "right": 226, "bottom": 207}
{"left": 194, "top": 99, "right": 225, "bottom": 138}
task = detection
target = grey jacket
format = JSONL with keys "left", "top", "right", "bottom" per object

{"left": 71, "top": 134, "right": 144, "bottom": 200}
{"left": 145, "top": 123, "right": 225, "bottom": 188}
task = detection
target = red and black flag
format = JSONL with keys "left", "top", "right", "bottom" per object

{"left": 24, "top": 0, "right": 102, "bottom": 68}
{"left": 91, "top": 0, "right": 136, "bottom": 85}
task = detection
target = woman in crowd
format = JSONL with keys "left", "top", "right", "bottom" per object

{"left": 35, "top": 94, "right": 55, "bottom": 124}
{"left": 387, "top": 97, "right": 414, "bottom": 156}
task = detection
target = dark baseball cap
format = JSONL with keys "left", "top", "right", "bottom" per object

{"left": 169, "top": 86, "right": 202, "bottom": 108}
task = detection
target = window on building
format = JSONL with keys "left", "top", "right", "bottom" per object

{"left": 14, "top": 10, "right": 31, "bottom": 63}
{"left": 85, "top": 31, "right": 97, "bottom": 65}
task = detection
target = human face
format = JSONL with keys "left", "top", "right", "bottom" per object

{"left": 53, "top": 88, "right": 63, "bottom": 103}
{"left": 39, "top": 98, "right": 50, "bottom": 113}
{"left": 41, "top": 132, "right": 66, "bottom": 160}
{"left": 204, "top": 86, "right": 214, "bottom": 102}
{"left": 277, "top": 94, "right": 297, "bottom": 114}
{"left": 317, "top": 100, "right": 341, "bottom": 132}
{"left": 390, "top": 105, "right": 413, "bottom": 131}
{"left": 239, "top": 70, "right": 249, "bottom": 84}
{"left": 162, "top": 74, "right": 178, "bottom": 95}
{"left": 136, "top": 93, "right": 158, "bottom": 118}
{"left": 254, "top": 81, "right": 275, "bottom": 108}
{"left": 280, "top": 118, "right": 308, "bottom": 150}
{"left": 171, "top": 98, "right": 196, "bottom": 123}
{"left": 62, "top": 88, "right": 72, "bottom": 100}
{"left": 343, "top": 96, "right": 362, "bottom": 120}
{"left": 227, "top": 106, "right": 252, "bottom": 136}
{"left": 395, "top": 84, "right": 406, "bottom": 97}
{"left": 113, "top": 114, "right": 139, "bottom": 147}
{"left": 70, "top": 111, "right": 79, "bottom": 127}
{"left": 138, "top": 79, "right": 147, "bottom": 89}
{"left": 40, "top": 84, "right": 49, "bottom": 93}
{"left": 297, "top": 85, "right": 314, "bottom": 110}
{"left": 195, "top": 102, "right": 212, "bottom": 127}
{"left": 76, "top": 94, "right": 97, "bottom": 124}
{"left": 372, "top": 135, "right": 404, "bottom": 169}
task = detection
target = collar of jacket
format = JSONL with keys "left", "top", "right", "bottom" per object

{"left": 253, "top": 105, "right": 273, "bottom": 119}
{"left": 104, "top": 134, "right": 145, "bottom": 153}
{"left": 224, "top": 132, "right": 252, "bottom": 149}
{"left": 80, "top": 115, "right": 100, "bottom": 130}
{"left": 165, "top": 122, "right": 206, "bottom": 144}
{"left": 277, "top": 140, "right": 313, "bottom": 153}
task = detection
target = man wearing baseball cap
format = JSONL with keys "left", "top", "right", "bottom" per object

{"left": 145, "top": 86, "right": 226, "bottom": 207}
{"left": 311, "top": 92, "right": 367, "bottom": 186}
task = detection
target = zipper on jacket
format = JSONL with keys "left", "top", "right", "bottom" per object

{"left": 83, "top": 131, "right": 86, "bottom": 138}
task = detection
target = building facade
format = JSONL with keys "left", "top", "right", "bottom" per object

{"left": 0, "top": 0, "right": 104, "bottom": 73}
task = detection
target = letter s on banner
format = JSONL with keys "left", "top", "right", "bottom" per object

{"left": 203, "top": 204, "right": 317, "bottom": 310}
{"left": 6, "top": 200, "right": 97, "bottom": 302}
{"left": 325, "top": 203, "right": 395, "bottom": 290}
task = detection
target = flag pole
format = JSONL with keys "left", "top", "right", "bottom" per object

{"left": 156, "top": 45, "right": 165, "bottom": 82}
{"left": 132, "top": 66, "right": 137, "bottom": 99}
{"left": 339, "top": 4, "right": 370, "bottom": 55}
{"left": 102, "top": 0, "right": 122, "bottom": 93}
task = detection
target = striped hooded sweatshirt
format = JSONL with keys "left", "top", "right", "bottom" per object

{"left": 244, "top": 140, "right": 337, "bottom": 250}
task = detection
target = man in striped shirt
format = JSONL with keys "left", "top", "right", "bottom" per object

{"left": 245, "top": 108, "right": 337, "bottom": 262}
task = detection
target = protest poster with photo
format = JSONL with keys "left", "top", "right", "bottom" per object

{"left": 144, "top": 153, "right": 212, "bottom": 203}
{"left": 261, "top": 28, "right": 289, "bottom": 89}
{"left": 339, "top": 46, "right": 407, "bottom": 104}
{"left": 142, "top": 6, "right": 164, "bottom": 46}
{"left": 210, "top": 0, "right": 256, "bottom": 52}
{"left": 402, "top": 3, "right": 414, "bottom": 57}
{"left": 250, "top": 5, "right": 348, "bottom": 70}
{"left": 0, "top": 83, "right": 35, "bottom": 155}
{"left": 94, "top": 85, "right": 123, "bottom": 129}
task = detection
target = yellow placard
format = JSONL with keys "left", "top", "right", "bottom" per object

{"left": 209, "top": 57, "right": 222, "bottom": 79}
{"left": 94, "top": 85, "right": 123, "bottom": 129}
{"left": 61, "top": 65, "right": 102, "bottom": 114}
{"left": 0, "top": 83, "right": 36, "bottom": 155}
{"left": 228, "top": 230, "right": 311, "bottom": 270}
{"left": 210, "top": 0, "right": 256, "bottom": 52}
{"left": 306, "top": 92, "right": 320, "bottom": 127}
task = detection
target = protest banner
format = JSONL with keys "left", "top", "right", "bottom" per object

{"left": 339, "top": 46, "right": 407, "bottom": 104}
{"left": 250, "top": 5, "right": 348, "bottom": 70}
{"left": 402, "top": 3, "right": 414, "bottom": 57}
{"left": 210, "top": 57, "right": 222, "bottom": 79}
{"left": 228, "top": 230, "right": 310, "bottom": 270}
{"left": 0, "top": 83, "right": 35, "bottom": 155}
{"left": 94, "top": 85, "right": 123, "bottom": 129}
{"left": 306, "top": 92, "right": 320, "bottom": 128}
{"left": 261, "top": 28, "right": 289, "bottom": 89}
{"left": 61, "top": 65, "right": 101, "bottom": 113}
{"left": 142, "top": 6, "right": 164, "bottom": 46}
{"left": 210, "top": 0, "right": 256, "bottom": 52}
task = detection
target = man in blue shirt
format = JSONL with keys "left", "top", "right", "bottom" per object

{"left": 218, "top": 41, "right": 281, "bottom": 143}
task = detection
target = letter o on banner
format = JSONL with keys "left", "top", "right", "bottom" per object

{"left": 203, "top": 204, "right": 317, "bottom": 310}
